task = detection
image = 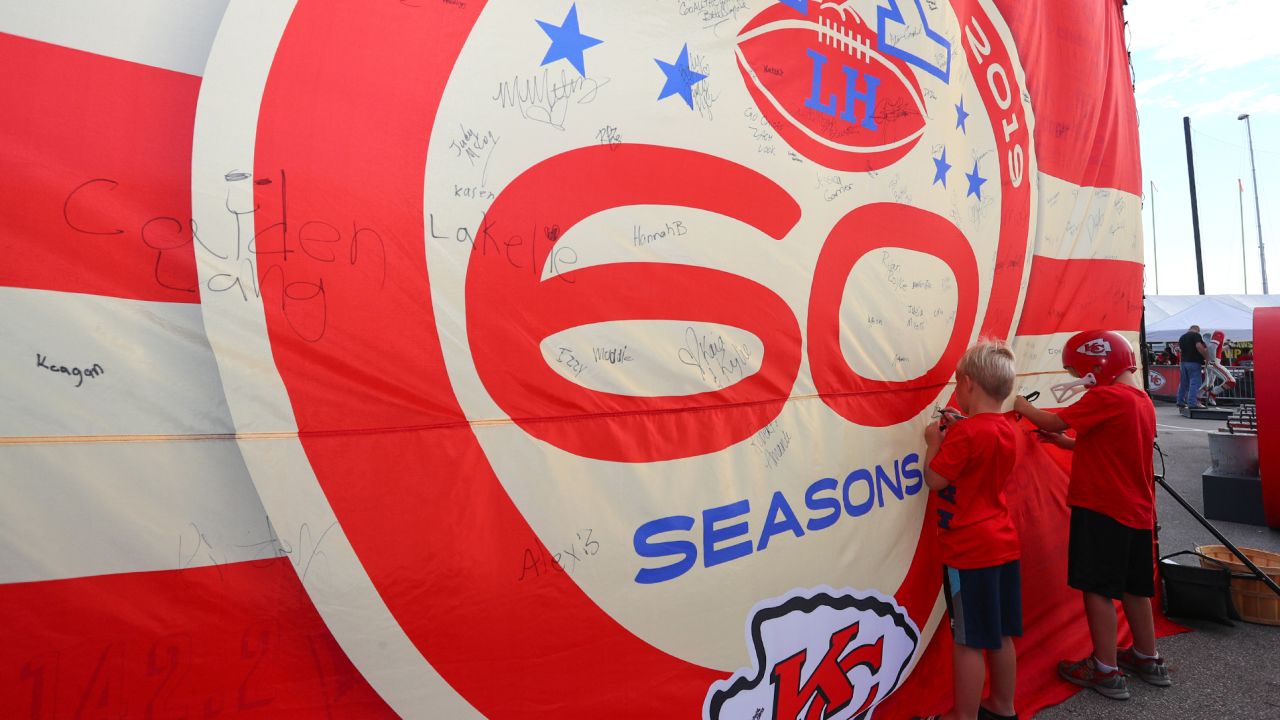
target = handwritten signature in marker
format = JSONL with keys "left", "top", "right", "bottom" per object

{"left": 678, "top": 326, "right": 753, "bottom": 388}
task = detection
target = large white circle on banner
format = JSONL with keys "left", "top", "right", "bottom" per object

{"left": 192, "top": 0, "right": 1035, "bottom": 716}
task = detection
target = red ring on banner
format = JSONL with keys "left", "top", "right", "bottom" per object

{"left": 807, "top": 204, "right": 979, "bottom": 427}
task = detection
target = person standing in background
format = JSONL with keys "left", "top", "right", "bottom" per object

{"left": 1198, "top": 330, "right": 1237, "bottom": 406}
{"left": 1176, "top": 325, "right": 1207, "bottom": 409}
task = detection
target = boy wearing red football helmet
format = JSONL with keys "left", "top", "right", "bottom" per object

{"left": 1014, "top": 330, "right": 1169, "bottom": 700}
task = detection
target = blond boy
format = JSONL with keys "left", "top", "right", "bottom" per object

{"left": 917, "top": 340, "right": 1021, "bottom": 720}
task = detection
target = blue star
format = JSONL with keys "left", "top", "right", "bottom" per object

{"left": 932, "top": 148, "right": 952, "bottom": 187}
{"left": 537, "top": 4, "right": 602, "bottom": 77}
{"left": 955, "top": 97, "right": 970, "bottom": 133}
{"left": 655, "top": 44, "right": 707, "bottom": 109}
{"left": 965, "top": 160, "right": 987, "bottom": 199}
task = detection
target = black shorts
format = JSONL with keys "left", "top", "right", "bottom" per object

{"left": 943, "top": 560, "right": 1023, "bottom": 650}
{"left": 1068, "top": 507, "right": 1155, "bottom": 599}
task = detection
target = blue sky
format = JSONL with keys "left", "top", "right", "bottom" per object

{"left": 1127, "top": 0, "right": 1280, "bottom": 296}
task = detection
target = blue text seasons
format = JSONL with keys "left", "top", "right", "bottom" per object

{"left": 632, "top": 453, "right": 923, "bottom": 584}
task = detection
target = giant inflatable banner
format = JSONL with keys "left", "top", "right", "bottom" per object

{"left": 1, "top": 1, "right": 1157, "bottom": 717}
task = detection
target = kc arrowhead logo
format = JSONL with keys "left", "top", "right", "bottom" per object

{"left": 705, "top": 588, "right": 919, "bottom": 720}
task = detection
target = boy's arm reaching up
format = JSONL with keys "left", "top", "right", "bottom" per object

{"left": 1014, "top": 396, "right": 1069, "bottom": 433}
{"left": 1037, "top": 429, "right": 1076, "bottom": 449}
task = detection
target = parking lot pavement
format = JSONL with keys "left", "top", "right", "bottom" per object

{"left": 1035, "top": 402, "right": 1280, "bottom": 719}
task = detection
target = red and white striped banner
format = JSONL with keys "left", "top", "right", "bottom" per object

{"left": 1, "top": 1, "right": 1159, "bottom": 717}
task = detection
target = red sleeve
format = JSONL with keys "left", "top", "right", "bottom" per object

{"left": 929, "top": 423, "right": 972, "bottom": 481}
{"left": 1057, "top": 387, "right": 1111, "bottom": 433}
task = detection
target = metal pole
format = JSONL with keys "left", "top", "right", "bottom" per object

{"left": 1240, "top": 114, "right": 1268, "bottom": 294}
{"left": 1151, "top": 180, "right": 1159, "bottom": 294}
{"left": 1140, "top": 301, "right": 1149, "bottom": 391}
{"left": 1184, "top": 116, "right": 1206, "bottom": 295}
{"left": 1241, "top": 179, "right": 1249, "bottom": 294}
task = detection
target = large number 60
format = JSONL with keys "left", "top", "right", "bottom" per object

{"left": 466, "top": 144, "right": 978, "bottom": 461}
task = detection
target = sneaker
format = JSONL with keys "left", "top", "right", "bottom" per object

{"left": 1118, "top": 647, "right": 1172, "bottom": 687}
{"left": 1058, "top": 657, "right": 1130, "bottom": 700}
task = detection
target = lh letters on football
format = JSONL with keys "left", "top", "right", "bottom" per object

{"left": 736, "top": 1, "right": 928, "bottom": 171}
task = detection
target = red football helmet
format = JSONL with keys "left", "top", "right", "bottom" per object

{"left": 1052, "top": 330, "right": 1137, "bottom": 402}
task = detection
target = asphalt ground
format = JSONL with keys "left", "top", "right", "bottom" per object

{"left": 1034, "top": 401, "right": 1280, "bottom": 720}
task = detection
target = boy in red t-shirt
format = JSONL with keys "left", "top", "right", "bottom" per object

{"left": 1015, "top": 330, "right": 1169, "bottom": 700}
{"left": 919, "top": 340, "right": 1021, "bottom": 720}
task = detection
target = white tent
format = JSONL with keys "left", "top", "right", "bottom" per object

{"left": 1144, "top": 294, "right": 1280, "bottom": 341}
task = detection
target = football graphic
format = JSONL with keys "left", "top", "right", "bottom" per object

{"left": 736, "top": 0, "right": 927, "bottom": 171}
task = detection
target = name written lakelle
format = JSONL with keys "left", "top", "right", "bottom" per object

{"left": 430, "top": 213, "right": 582, "bottom": 284}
